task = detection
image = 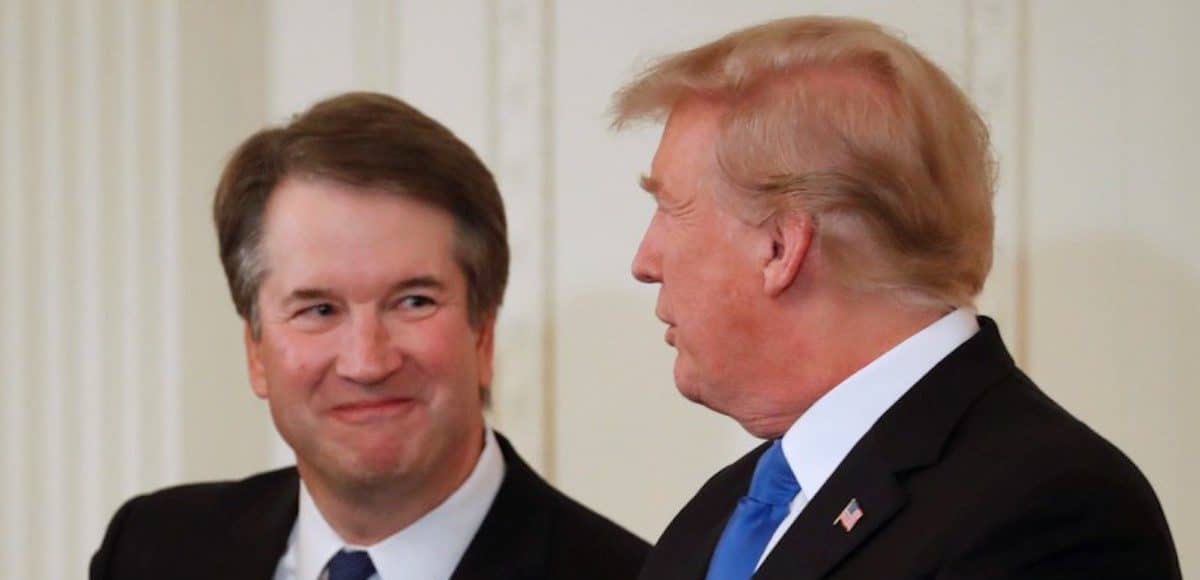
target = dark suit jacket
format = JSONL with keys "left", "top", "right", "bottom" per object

{"left": 91, "top": 432, "right": 648, "bottom": 579}
{"left": 639, "top": 317, "right": 1181, "bottom": 579}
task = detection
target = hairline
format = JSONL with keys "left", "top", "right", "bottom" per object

{"left": 241, "top": 173, "right": 496, "bottom": 339}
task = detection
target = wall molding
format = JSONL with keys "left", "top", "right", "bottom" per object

{"left": 2, "top": 0, "right": 30, "bottom": 574}
{"left": 77, "top": 0, "right": 104, "bottom": 559}
{"left": 966, "top": 0, "right": 1027, "bottom": 359}
{"left": 489, "top": 0, "right": 555, "bottom": 477}
{"left": 37, "top": 0, "right": 67, "bottom": 576}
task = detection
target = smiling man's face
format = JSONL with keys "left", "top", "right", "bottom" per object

{"left": 245, "top": 175, "right": 493, "bottom": 494}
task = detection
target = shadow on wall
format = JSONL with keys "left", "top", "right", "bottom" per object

{"left": 1026, "top": 235, "right": 1199, "bottom": 571}
{"left": 554, "top": 286, "right": 759, "bottom": 541}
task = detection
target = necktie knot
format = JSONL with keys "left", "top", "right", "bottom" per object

{"left": 747, "top": 439, "right": 800, "bottom": 506}
{"left": 706, "top": 440, "right": 801, "bottom": 580}
{"left": 327, "top": 549, "right": 376, "bottom": 580}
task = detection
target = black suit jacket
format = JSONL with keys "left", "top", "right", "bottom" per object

{"left": 639, "top": 318, "right": 1180, "bottom": 579}
{"left": 91, "top": 433, "right": 648, "bottom": 579}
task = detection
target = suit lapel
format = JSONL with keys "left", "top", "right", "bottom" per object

{"left": 227, "top": 468, "right": 300, "bottom": 580}
{"left": 673, "top": 493, "right": 744, "bottom": 580}
{"left": 754, "top": 442, "right": 905, "bottom": 580}
{"left": 638, "top": 441, "right": 769, "bottom": 580}
{"left": 451, "top": 434, "right": 549, "bottom": 579}
{"left": 756, "top": 317, "right": 1015, "bottom": 579}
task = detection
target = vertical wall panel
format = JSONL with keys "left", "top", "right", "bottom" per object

{"left": 488, "top": 0, "right": 553, "bottom": 475}
{"left": 117, "top": 0, "right": 144, "bottom": 500}
{"left": 76, "top": 0, "right": 104, "bottom": 559}
{"left": 395, "top": 0, "right": 489, "bottom": 154}
{"left": 2, "top": 0, "right": 29, "bottom": 575}
{"left": 1, "top": 0, "right": 199, "bottom": 571}
{"left": 966, "top": 0, "right": 1026, "bottom": 355}
{"left": 37, "top": 0, "right": 68, "bottom": 576}
{"left": 266, "top": 0, "right": 355, "bottom": 124}
{"left": 157, "top": 0, "right": 183, "bottom": 485}
{"left": 175, "top": 0, "right": 271, "bottom": 485}
{"left": 352, "top": 0, "right": 402, "bottom": 94}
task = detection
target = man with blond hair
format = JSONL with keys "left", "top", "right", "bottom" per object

{"left": 614, "top": 16, "right": 1180, "bottom": 579}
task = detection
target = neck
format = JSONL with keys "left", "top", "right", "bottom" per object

{"left": 740, "top": 289, "right": 950, "bottom": 438}
{"left": 298, "top": 428, "right": 485, "bottom": 546}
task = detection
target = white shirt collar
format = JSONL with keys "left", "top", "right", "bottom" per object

{"left": 279, "top": 428, "right": 506, "bottom": 580}
{"left": 780, "top": 308, "right": 979, "bottom": 500}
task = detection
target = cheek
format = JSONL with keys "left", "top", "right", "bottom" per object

{"left": 263, "top": 332, "right": 336, "bottom": 387}
{"left": 685, "top": 253, "right": 761, "bottom": 344}
{"left": 398, "top": 319, "right": 480, "bottom": 380}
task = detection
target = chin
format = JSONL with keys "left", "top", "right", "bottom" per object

{"left": 675, "top": 377, "right": 727, "bottom": 416}
{"left": 736, "top": 419, "right": 783, "bottom": 440}
{"left": 302, "top": 435, "right": 416, "bottom": 488}
{"left": 672, "top": 371, "right": 704, "bottom": 405}
{"left": 349, "top": 447, "right": 411, "bottom": 477}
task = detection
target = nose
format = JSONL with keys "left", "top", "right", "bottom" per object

{"left": 631, "top": 213, "right": 663, "bottom": 284}
{"left": 336, "top": 312, "right": 402, "bottom": 385}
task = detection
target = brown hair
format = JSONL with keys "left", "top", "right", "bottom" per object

{"left": 214, "top": 92, "right": 509, "bottom": 335}
{"left": 613, "top": 16, "right": 995, "bottom": 306}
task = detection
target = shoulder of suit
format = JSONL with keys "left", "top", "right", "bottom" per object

{"left": 490, "top": 433, "right": 650, "bottom": 570}
{"left": 539, "top": 485, "right": 651, "bottom": 573}
{"left": 939, "top": 370, "right": 1164, "bottom": 513}
{"left": 116, "top": 466, "right": 297, "bottom": 527}
{"left": 916, "top": 371, "right": 1179, "bottom": 572}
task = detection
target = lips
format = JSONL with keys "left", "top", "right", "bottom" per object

{"left": 328, "top": 397, "right": 416, "bottom": 424}
{"left": 665, "top": 326, "right": 677, "bottom": 346}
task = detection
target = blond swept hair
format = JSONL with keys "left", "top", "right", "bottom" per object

{"left": 613, "top": 16, "right": 995, "bottom": 307}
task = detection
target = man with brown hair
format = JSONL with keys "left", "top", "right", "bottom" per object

{"left": 614, "top": 16, "right": 1179, "bottom": 579}
{"left": 90, "top": 92, "right": 647, "bottom": 580}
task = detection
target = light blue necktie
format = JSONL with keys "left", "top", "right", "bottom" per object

{"left": 706, "top": 440, "right": 801, "bottom": 580}
{"left": 326, "top": 549, "right": 376, "bottom": 580}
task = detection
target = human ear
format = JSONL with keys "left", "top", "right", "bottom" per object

{"left": 475, "top": 316, "right": 496, "bottom": 389}
{"left": 244, "top": 322, "right": 269, "bottom": 399}
{"left": 763, "top": 213, "right": 813, "bottom": 297}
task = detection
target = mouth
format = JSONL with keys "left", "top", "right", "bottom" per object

{"left": 328, "top": 397, "right": 417, "bottom": 424}
{"left": 664, "top": 326, "right": 676, "bottom": 347}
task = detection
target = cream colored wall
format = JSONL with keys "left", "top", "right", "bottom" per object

{"left": 1, "top": 0, "right": 1195, "bottom": 576}
{"left": 1024, "top": 0, "right": 1200, "bottom": 565}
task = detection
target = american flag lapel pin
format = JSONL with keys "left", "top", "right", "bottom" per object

{"left": 833, "top": 498, "right": 864, "bottom": 532}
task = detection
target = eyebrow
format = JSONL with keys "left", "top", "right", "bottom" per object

{"left": 387, "top": 276, "right": 446, "bottom": 295}
{"left": 282, "top": 276, "right": 447, "bottom": 307}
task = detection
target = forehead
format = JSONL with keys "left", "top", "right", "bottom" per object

{"left": 260, "top": 176, "right": 458, "bottom": 280}
{"left": 649, "top": 99, "right": 727, "bottom": 195}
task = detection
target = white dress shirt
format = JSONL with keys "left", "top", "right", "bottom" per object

{"left": 756, "top": 308, "right": 980, "bottom": 568}
{"left": 273, "top": 428, "right": 506, "bottom": 580}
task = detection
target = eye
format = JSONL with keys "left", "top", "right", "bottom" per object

{"left": 297, "top": 303, "right": 338, "bottom": 318}
{"left": 390, "top": 294, "right": 439, "bottom": 320}
{"left": 397, "top": 295, "right": 436, "bottom": 310}
{"left": 288, "top": 302, "right": 342, "bottom": 332}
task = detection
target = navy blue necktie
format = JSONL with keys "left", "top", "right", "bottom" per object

{"left": 706, "top": 440, "right": 801, "bottom": 580}
{"left": 326, "top": 549, "right": 376, "bottom": 580}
